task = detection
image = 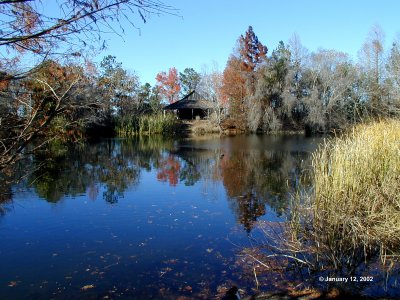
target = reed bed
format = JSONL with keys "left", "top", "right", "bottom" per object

{"left": 116, "top": 113, "right": 179, "bottom": 137}
{"left": 237, "top": 120, "right": 400, "bottom": 296}
{"left": 313, "top": 119, "right": 400, "bottom": 251}
{"left": 287, "top": 119, "right": 400, "bottom": 272}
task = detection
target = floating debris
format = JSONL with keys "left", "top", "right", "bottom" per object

{"left": 81, "top": 284, "right": 95, "bottom": 291}
{"left": 8, "top": 281, "right": 17, "bottom": 287}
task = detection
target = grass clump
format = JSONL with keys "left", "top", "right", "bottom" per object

{"left": 116, "top": 113, "right": 179, "bottom": 137}
{"left": 279, "top": 118, "right": 400, "bottom": 277}
{"left": 237, "top": 120, "right": 400, "bottom": 297}
{"left": 311, "top": 119, "right": 400, "bottom": 257}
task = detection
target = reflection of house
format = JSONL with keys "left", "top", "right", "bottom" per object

{"left": 163, "top": 91, "right": 214, "bottom": 120}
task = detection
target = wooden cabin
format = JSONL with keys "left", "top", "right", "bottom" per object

{"left": 163, "top": 91, "right": 214, "bottom": 120}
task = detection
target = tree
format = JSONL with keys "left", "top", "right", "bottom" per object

{"left": 239, "top": 26, "right": 268, "bottom": 72}
{"left": 222, "top": 56, "right": 247, "bottom": 118}
{"left": 179, "top": 68, "right": 200, "bottom": 96}
{"left": 358, "top": 25, "right": 386, "bottom": 108}
{"left": 0, "top": 60, "right": 99, "bottom": 170}
{"left": 385, "top": 38, "right": 400, "bottom": 113}
{"left": 197, "top": 64, "right": 226, "bottom": 126}
{"left": 287, "top": 33, "right": 309, "bottom": 95}
{"left": 247, "top": 41, "right": 290, "bottom": 132}
{"left": 98, "top": 55, "right": 139, "bottom": 117}
{"left": 137, "top": 83, "right": 163, "bottom": 113}
{"left": 155, "top": 67, "right": 181, "bottom": 104}
{"left": 0, "top": 0, "right": 174, "bottom": 170}
{"left": 149, "top": 85, "right": 163, "bottom": 113}
{"left": 222, "top": 26, "right": 267, "bottom": 127}
{"left": 284, "top": 34, "right": 309, "bottom": 126}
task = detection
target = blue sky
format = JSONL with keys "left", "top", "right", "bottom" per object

{"left": 96, "top": 0, "right": 400, "bottom": 85}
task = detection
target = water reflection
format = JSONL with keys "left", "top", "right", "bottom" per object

{"left": 0, "top": 134, "right": 321, "bottom": 299}
{"left": 12, "top": 135, "right": 315, "bottom": 232}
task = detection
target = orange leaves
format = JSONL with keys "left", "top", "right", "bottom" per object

{"left": 239, "top": 26, "right": 268, "bottom": 72}
{"left": 11, "top": 2, "right": 40, "bottom": 34}
{"left": 155, "top": 67, "right": 181, "bottom": 104}
{"left": 156, "top": 155, "right": 181, "bottom": 186}
{"left": 0, "top": 72, "right": 11, "bottom": 91}
{"left": 221, "top": 26, "right": 268, "bottom": 121}
{"left": 222, "top": 56, "right": 247, "bottom": 115}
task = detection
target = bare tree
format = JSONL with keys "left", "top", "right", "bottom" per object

{"left": 0, "top": 60, "right": 100, "bottom": 170}
{"left": 308, "top": 49, "right": 356, "bottom": 129}
{"left": 386, "top": 35, "right": 400, "bottom": 114}
{"left": 197, "top": 64, "right": 226, "bottom": 127}
{"left": 287, "top": 33, "right": 309, "bottom": 94}
{"left": 358, "top": 25, "right": 387, "bottom": 108}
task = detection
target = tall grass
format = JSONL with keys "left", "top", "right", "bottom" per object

{"left": 288, "top": 119, "right": 400, "bottom": 273}
{"left": 116, "top": 113, "right": 179, "bottom": 137}
{"left": 240, "top": 119, "right": 400, "bottom": 297}
{"left": 313, "top": 119, "right": 400, "bottom": 251}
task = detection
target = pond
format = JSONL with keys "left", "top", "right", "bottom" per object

{"left": 0, "top": 134, "right": 358, "bottom": 299}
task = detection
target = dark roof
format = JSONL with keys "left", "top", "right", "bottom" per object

{"left": 163, "top": 91, "right": 214, "bottom": 110}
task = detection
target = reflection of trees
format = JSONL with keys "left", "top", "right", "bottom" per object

{"left": 29, "top": 140, "right": 141, "bottom": 204}
{"left": 179, "top": 161, "right": 201, "bottom": 186}
{"left": 0, "top": 177, "right": 12, "bottom": 217}
{"left": 154, "top": 152, "right": 203, "bottom": 187}
{"left": 220, "top": 150, "right": 310, "bottom": 232}
{"left": 156, "top": 154, "right": 181, "bottom": 186}
{"left": 172, "top": 147, "right": 213, "bottom": 186}
{"left": 2, "top": 135, "right": 315, "bottom": 230}
{"left": 27, "top": 136, "right": 182, "bottom": 204}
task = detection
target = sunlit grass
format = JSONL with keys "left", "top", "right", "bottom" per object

{"left": 287, "top": 119, "right": 400, "bottom": 273}
{"left": 116, "top": 113, "right": 179, "bottom": 136}
{"left": 312, "top": 119, "right": 400, "bottom": 253}
{"left": 243, "top": 119, "right": 400, "bottom": 296}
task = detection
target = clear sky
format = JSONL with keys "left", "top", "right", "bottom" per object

{"left": 96, "top": 0, "right": 400, "bottom": 85}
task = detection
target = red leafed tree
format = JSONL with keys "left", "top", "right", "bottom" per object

{"left": 239, "top": 26, "right": 268, "bottom": 72}
{"left": 222, "top": 56, "right": 247, "bottom": 116}
{"left": 221, "top": 26, "right": 267, "bottom": 125}
{"left": 155, "top": 67, "right": 181, "bottom": 104}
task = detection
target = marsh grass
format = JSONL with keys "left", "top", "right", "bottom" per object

{"left": 280, "top": 118, "right": 400, "bottom": 280}
{"left": 116, "top": 113, "right": 179, "bottom": 136}
{"left": 310, "top": 119, "right": 400, "bottom": 262}
{"left": 245, "top": 119, "right": 400, "bottom": 296}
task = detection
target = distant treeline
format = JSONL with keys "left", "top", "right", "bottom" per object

{"left": 1, "top": 25, "right": 400, "bottom": 170}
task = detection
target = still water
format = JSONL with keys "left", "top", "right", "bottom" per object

{"left": 0, "top": 135, "right": 320, "bottom": 299}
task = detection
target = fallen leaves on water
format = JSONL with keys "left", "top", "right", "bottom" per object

{"left": 163, "top": 258, "right": 179, "bottom": 264}
{"left": 8, "top": 281, "right": 17, "bottom": 287}
{"left": 183, "top": 285, "right": 192, "bottom": 292}
{"left": 206, "top": 248, "right": 213, "bottom": 253}
{"left": 81, "top": 284, "right": 95, "bottom": 291}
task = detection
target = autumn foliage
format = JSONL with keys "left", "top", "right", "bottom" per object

{"left": 221, "top": 56, "right": 247, "bottom": 117}
{"left": 238, "top": 26, "right": 268, "bottom": 72}
{"left": 221, "top": 26, "right": 267, "bottom": 126}
{"left": 155, "top": 67, "right": 181, "bottom": 104}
